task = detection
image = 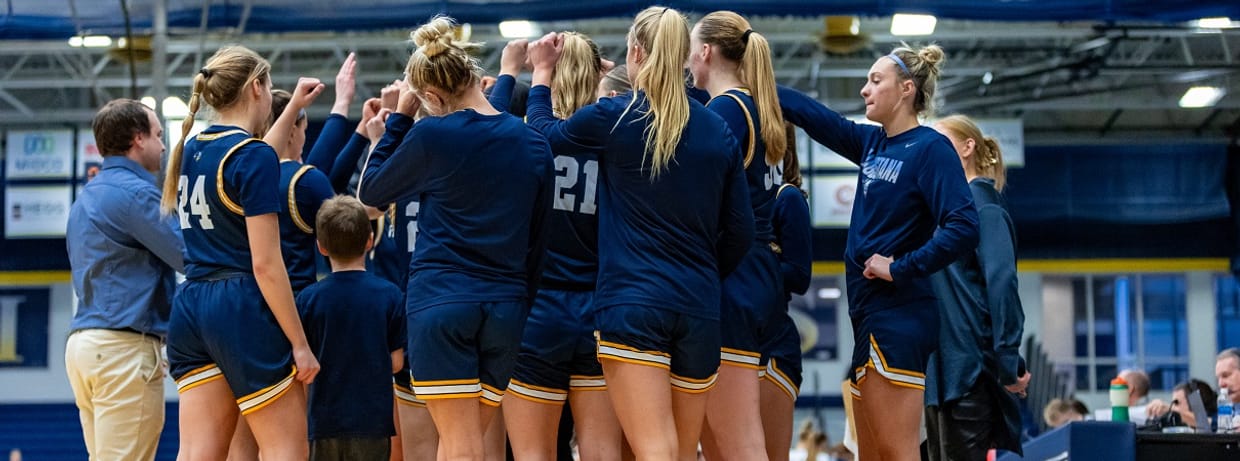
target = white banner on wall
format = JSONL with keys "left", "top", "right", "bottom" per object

{"left": 5, "top": 185, "right": 72, "bottom": 239}
{"left": 4, "top": 129, "right": 74, "bottom": 179}
{"left": 77, "top": 130, "right": 103, "bottom": 182}
{"left": 810, "top": 175, "right": 858, "bottom": 228}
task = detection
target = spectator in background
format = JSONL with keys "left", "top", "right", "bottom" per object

{"left": 1166, "top": 379, "right": 1217, "bottom": 430}
{"left": 1043, "top": 398, "right": 1087, "bottom": 429}
{"left": 1217, "top": 348, "right": 1240, "bottom": 405}
{"left": 65, "top": 99, "right": 185, "bottom": 461}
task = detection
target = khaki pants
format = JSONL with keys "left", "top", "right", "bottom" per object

{"left": 65, "top": 329, "right": 166, "bottom": 461}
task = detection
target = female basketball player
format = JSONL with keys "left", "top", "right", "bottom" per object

{"left": 161, "top": 46, "right": 322, "bottom": 461}
{"left": 762, "top": 124, "right": 812, "bottom": 461}
{"left": 777, "top": 45, "right": 980, "bottom": 460}
{"left": 357, "top": 16, "right": 553, "bottom": 461}
{"left": 490, "top": 33, "right": 625, "bottom": 461}
{"left": 266, "top": 90, "right": 334, "bottom": 295}
{"left": 525, "top": 6, "right": 755, "bottom": 459}
{"left": 687, "top": 11, "right": 786, "bottom": 460}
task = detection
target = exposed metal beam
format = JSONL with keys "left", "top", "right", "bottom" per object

{"left": 0, "top": 88, "right": 34, "bottom": 116}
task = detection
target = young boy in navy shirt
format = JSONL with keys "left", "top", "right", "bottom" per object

{"left": 297, "top": 195, "right": 406, "bottom": 460}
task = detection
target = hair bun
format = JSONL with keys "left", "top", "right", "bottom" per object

{"left": 412, "top": 16, "right": 456, "bottom": 58}
{"left": 917, "top": 44, "right": 945, "bottom": 69}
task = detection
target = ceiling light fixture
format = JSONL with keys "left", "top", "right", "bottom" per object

{"left": 1194, "top": 17, "right": 1235, "bottom": 29}
{"left": 890, "top": 14, "right": 937, "bottom": 36}
{"left": 499, "top": 20, "right": 540, "bottom": 39}
{"left": 68, "top": 35, "right": 112, "bottom": 48}
{"left": 1178, "top": 86, "right": 1225, "bottom": 108}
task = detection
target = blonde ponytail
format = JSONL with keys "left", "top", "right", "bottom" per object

{"left": 553, "top": 32, "right": 604, "bottom": 118}
{"left": 627, "top": 6, "right": 690, "bottom": 179}
{"left": 696, "top": 11, "right": 786, "bottom": 167}
{"left": 160, "top": 45, "right": 271, "bottom": 215}
{"left": 979, "top": 136, "right": 1006, "bottom": 191}
{"left": 160, "top": 74, "right": 204, "bottom": 214}
{"left": 741, "top": 31, "right": 787, "bottom": 167}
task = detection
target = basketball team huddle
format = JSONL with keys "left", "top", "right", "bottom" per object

{"left": 69, "top": 5, "right": 1029, "bottom": 461}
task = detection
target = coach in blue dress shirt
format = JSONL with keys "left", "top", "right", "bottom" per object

{"left": 65, "top": 99, "right": 185, "bottom": 461}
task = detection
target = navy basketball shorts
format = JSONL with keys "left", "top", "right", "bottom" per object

{"left": 508, "top": 289, "right": 605, "bottom": 405}
{"left": 406, "top": 301, "right": 526, "bottom": 407}
{"left": 719, "top": 243, "right": 783, "bottom": 370}
{"left": 393, "top": 356, "right": 424, "bottom": 408}
{"left": 168, "top": 275, "right": 296, "bottom": 415}
{"left": 847, "top": 301, "right": 939, "bottom": 399}
{"left": 758, "top": 311, "right": 803, "bottom": 401}
{"left": 594, "top": 305, "right": 721, "bottom": 393}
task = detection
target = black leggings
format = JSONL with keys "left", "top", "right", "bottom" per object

{"left": 925, "top": 379, "right": 1000, "bottom": 461}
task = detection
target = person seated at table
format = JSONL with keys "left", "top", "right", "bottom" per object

{"left": 1043, "top": 398, "right": 1087, "bottom": 429}
{"left": 1147, "top": 379, "right": 1217, "bottom": 430}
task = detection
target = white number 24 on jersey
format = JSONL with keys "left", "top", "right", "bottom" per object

{"left": 177, "top": 175, "right": 215, "bottom": 230}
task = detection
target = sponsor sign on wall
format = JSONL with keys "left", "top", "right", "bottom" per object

{"left": 5, "top": 130, "right": 74, "bottom": 180}
{"left": 4, "top": 185, "right": 72, "bottom": 239}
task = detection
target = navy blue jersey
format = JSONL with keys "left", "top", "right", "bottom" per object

{"left": 488, "top": 75, "right": 600, "bottom": 290}
{"left": 540, "top": 150, "right": 601, "bottom": 290}
{"left": 777, "top": 87, "right": 978, "bottom": 315}
{"left": 358, "top": 110, "right": 554, "bottom": 312}
{"left": 526, "top": 86, "right": 755, "bottom": 320}
{"left": 277, "top": 160, "right": 334, "bottom": 293}
{"left": 707, "top": 89, "right": 780, "bottom": 243}
{"left": 773, "top": 184, "right": 812, "bottom": 301}
{"left": 297, "top": 270, "right": 404, "bottom": 440}
{"left": 370, "top": 199, "right": 418, "bottom": 292}
{"left": 177, "top": 126, "right": 282, "bottom": 279}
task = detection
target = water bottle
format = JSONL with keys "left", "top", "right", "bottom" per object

{"left": 1110, "top": 377, "right": 1129, "bottom": 422}
{"left": 1218, "top": 389, "right": 1234, "bottom": 433}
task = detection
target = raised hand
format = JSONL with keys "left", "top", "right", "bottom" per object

{"left": 381, "top": 79, "right": 403, "bottom": 110}
{"left": 500, "top": 38, "right": 530, "bottom": 76}
{"left": 356, "top": 97, "right": 382, "bottom": 135}
{"left": 529, "top": 32, "right": 564, "bottom": 87}
{"left": 396, "top": 86, "right": 421, "bottom": 117}
{"left": 332, "top": 52, "right": 358, "bottom": 116}
{"left": 291, "top": 77, "right": 327, "bottom": 109}
{"left": 528, "top": 32, "right": 563, "bottom": 71}
{"left": 365, "top": 109, "right": 392, "bottom": 142}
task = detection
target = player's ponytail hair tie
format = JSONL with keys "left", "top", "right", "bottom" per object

{"left": 741, "top": 29, "right": 754, "bottom": 44}
{"left": 198, "top": 67, "right": 213, "bottom": 79}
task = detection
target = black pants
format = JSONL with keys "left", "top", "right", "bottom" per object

{"left": 310, "top": 437, "right": 390, "bottom": 461}
{"left": 925, "top": 380, "right": 999, "bottom": 461}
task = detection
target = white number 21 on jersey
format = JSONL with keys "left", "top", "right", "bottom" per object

{"left": 553, "top": 156, "right": 598, "bottom": 215}
{"left": 177, "top": 175, "right": 215, "bottom": 230}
